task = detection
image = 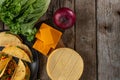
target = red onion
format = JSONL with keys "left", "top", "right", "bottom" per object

{"left": 53, "top": 7, "right": 76, "bottom": 29}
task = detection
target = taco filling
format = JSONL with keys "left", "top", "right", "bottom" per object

{"left": 0, "top": 53, "right": 9, "bottom": 61}
{"left": 0, "top": 52, "right": 12, "bottom": 77}
{"left": 0, "top": 59, "right": 17, "bottom": 80}
{"left": 0, "top": 53, "right": 8, "bottom": 75}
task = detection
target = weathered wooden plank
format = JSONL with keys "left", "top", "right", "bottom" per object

{"left": 4, "top": 24, "right": 9, "bottom": 30}
{"left": 97, "top": 0, "right": 120, "bottom": 80}
{"left": 0, "top": 21, "right": 3, "bottom": 30}
{"left": 60, "top": 0, "right": 75, "bottom": 49}
{"left": 37, "top": 0, "right": 75, "bottom": 79}
{"left": 75, "top": 0, "right": 97, "bottom": 80}
{"left": 39, "top": 0, "right": 75, "bottom": 48}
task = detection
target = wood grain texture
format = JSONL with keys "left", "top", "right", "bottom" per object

{"left": 75, "top": 0, "right": 97, "bottom": 80}
{"left": 0, "top": 0, "right": 120, "bottom": 80}
{"left": 37, "top": 0, "right": 75, "bottom": 79}
{"left": 0, "top": 21, "right": 3, "bottom": 30}
{"left": 4, "top": 24, "right": 9, "bottom": 30}
{"left": 59, "top": 0, "right": 75, "bottom": 49}
{"left": 97, "top": 0, "right": 120, "bottom": 80}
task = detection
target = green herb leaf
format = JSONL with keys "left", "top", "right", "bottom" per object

{"left": 0, "top": 0, "right": 50, "bottom": 41}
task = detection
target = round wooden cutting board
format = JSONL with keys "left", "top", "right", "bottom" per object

{"left": 47, "top": 48, "right": 84, "bottom": 80}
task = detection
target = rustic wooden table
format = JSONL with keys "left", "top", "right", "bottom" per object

{"left": 0, "top": 0, "right": 120, "bottom": 80}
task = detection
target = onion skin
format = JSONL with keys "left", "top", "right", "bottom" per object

{"left": 53, "top": 7, "right": 76, "bottom": 29}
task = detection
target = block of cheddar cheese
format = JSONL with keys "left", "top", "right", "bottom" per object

{"left": 33, "top": 39, "right": 51, "bottom": 56}
{"left": 33, "top": 23, "right": 62, "bottom": 56}
{"left": 50, "top": 28, "right": 62, "bottom": 48}
{"left": 35, "top": 32, "right": 41, "bottom": 40}
{"left": 40, "top": 28, "right": 54, "bottom": 45}
{"left": 37, "top": 23, "right": 62, "bottom": 48}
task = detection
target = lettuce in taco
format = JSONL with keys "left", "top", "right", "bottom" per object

{"left": 0, "top": 52, "right": 12, "bottom": 78}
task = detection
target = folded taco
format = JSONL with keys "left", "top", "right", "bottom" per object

{"left": 11, "top": 59, "right": 30, "bottom": 80}
{"left": 0, "top": 32, "right": 22, "bottom": 47}
{"left": 0, "top": 52, "right": 12, "bottom": 78}
{"left": 15, "top": 44, "right": 33, "bottom": 62}
{"left": 0, "top": 59, "right": 17, "bottom": 80}
{"left": 0, "top": 32, "right": 33, "bottom": 61}
{"left": 2, "top": 46, "right": 31, "bottom": 63}
{"left": 5, "top": 43, "right": 33, "bottom": 62}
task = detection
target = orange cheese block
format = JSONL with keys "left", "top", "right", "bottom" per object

{"left": 33, "top": 39, "right": 51, "bottom": 56}
{"left": 35, "top": 32, "right": 41, "bottom": 39}
{"left": 40, "top": 28, "right": 54, "bottom": 45}
{"left": 33, "top": 23, "right": 62, "bottom": 56}
{"left": 50, "top": 28, "right": 62, "bottom": 49}
{"left": 36, "top": 23, "right": 62, "bottom": 48}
